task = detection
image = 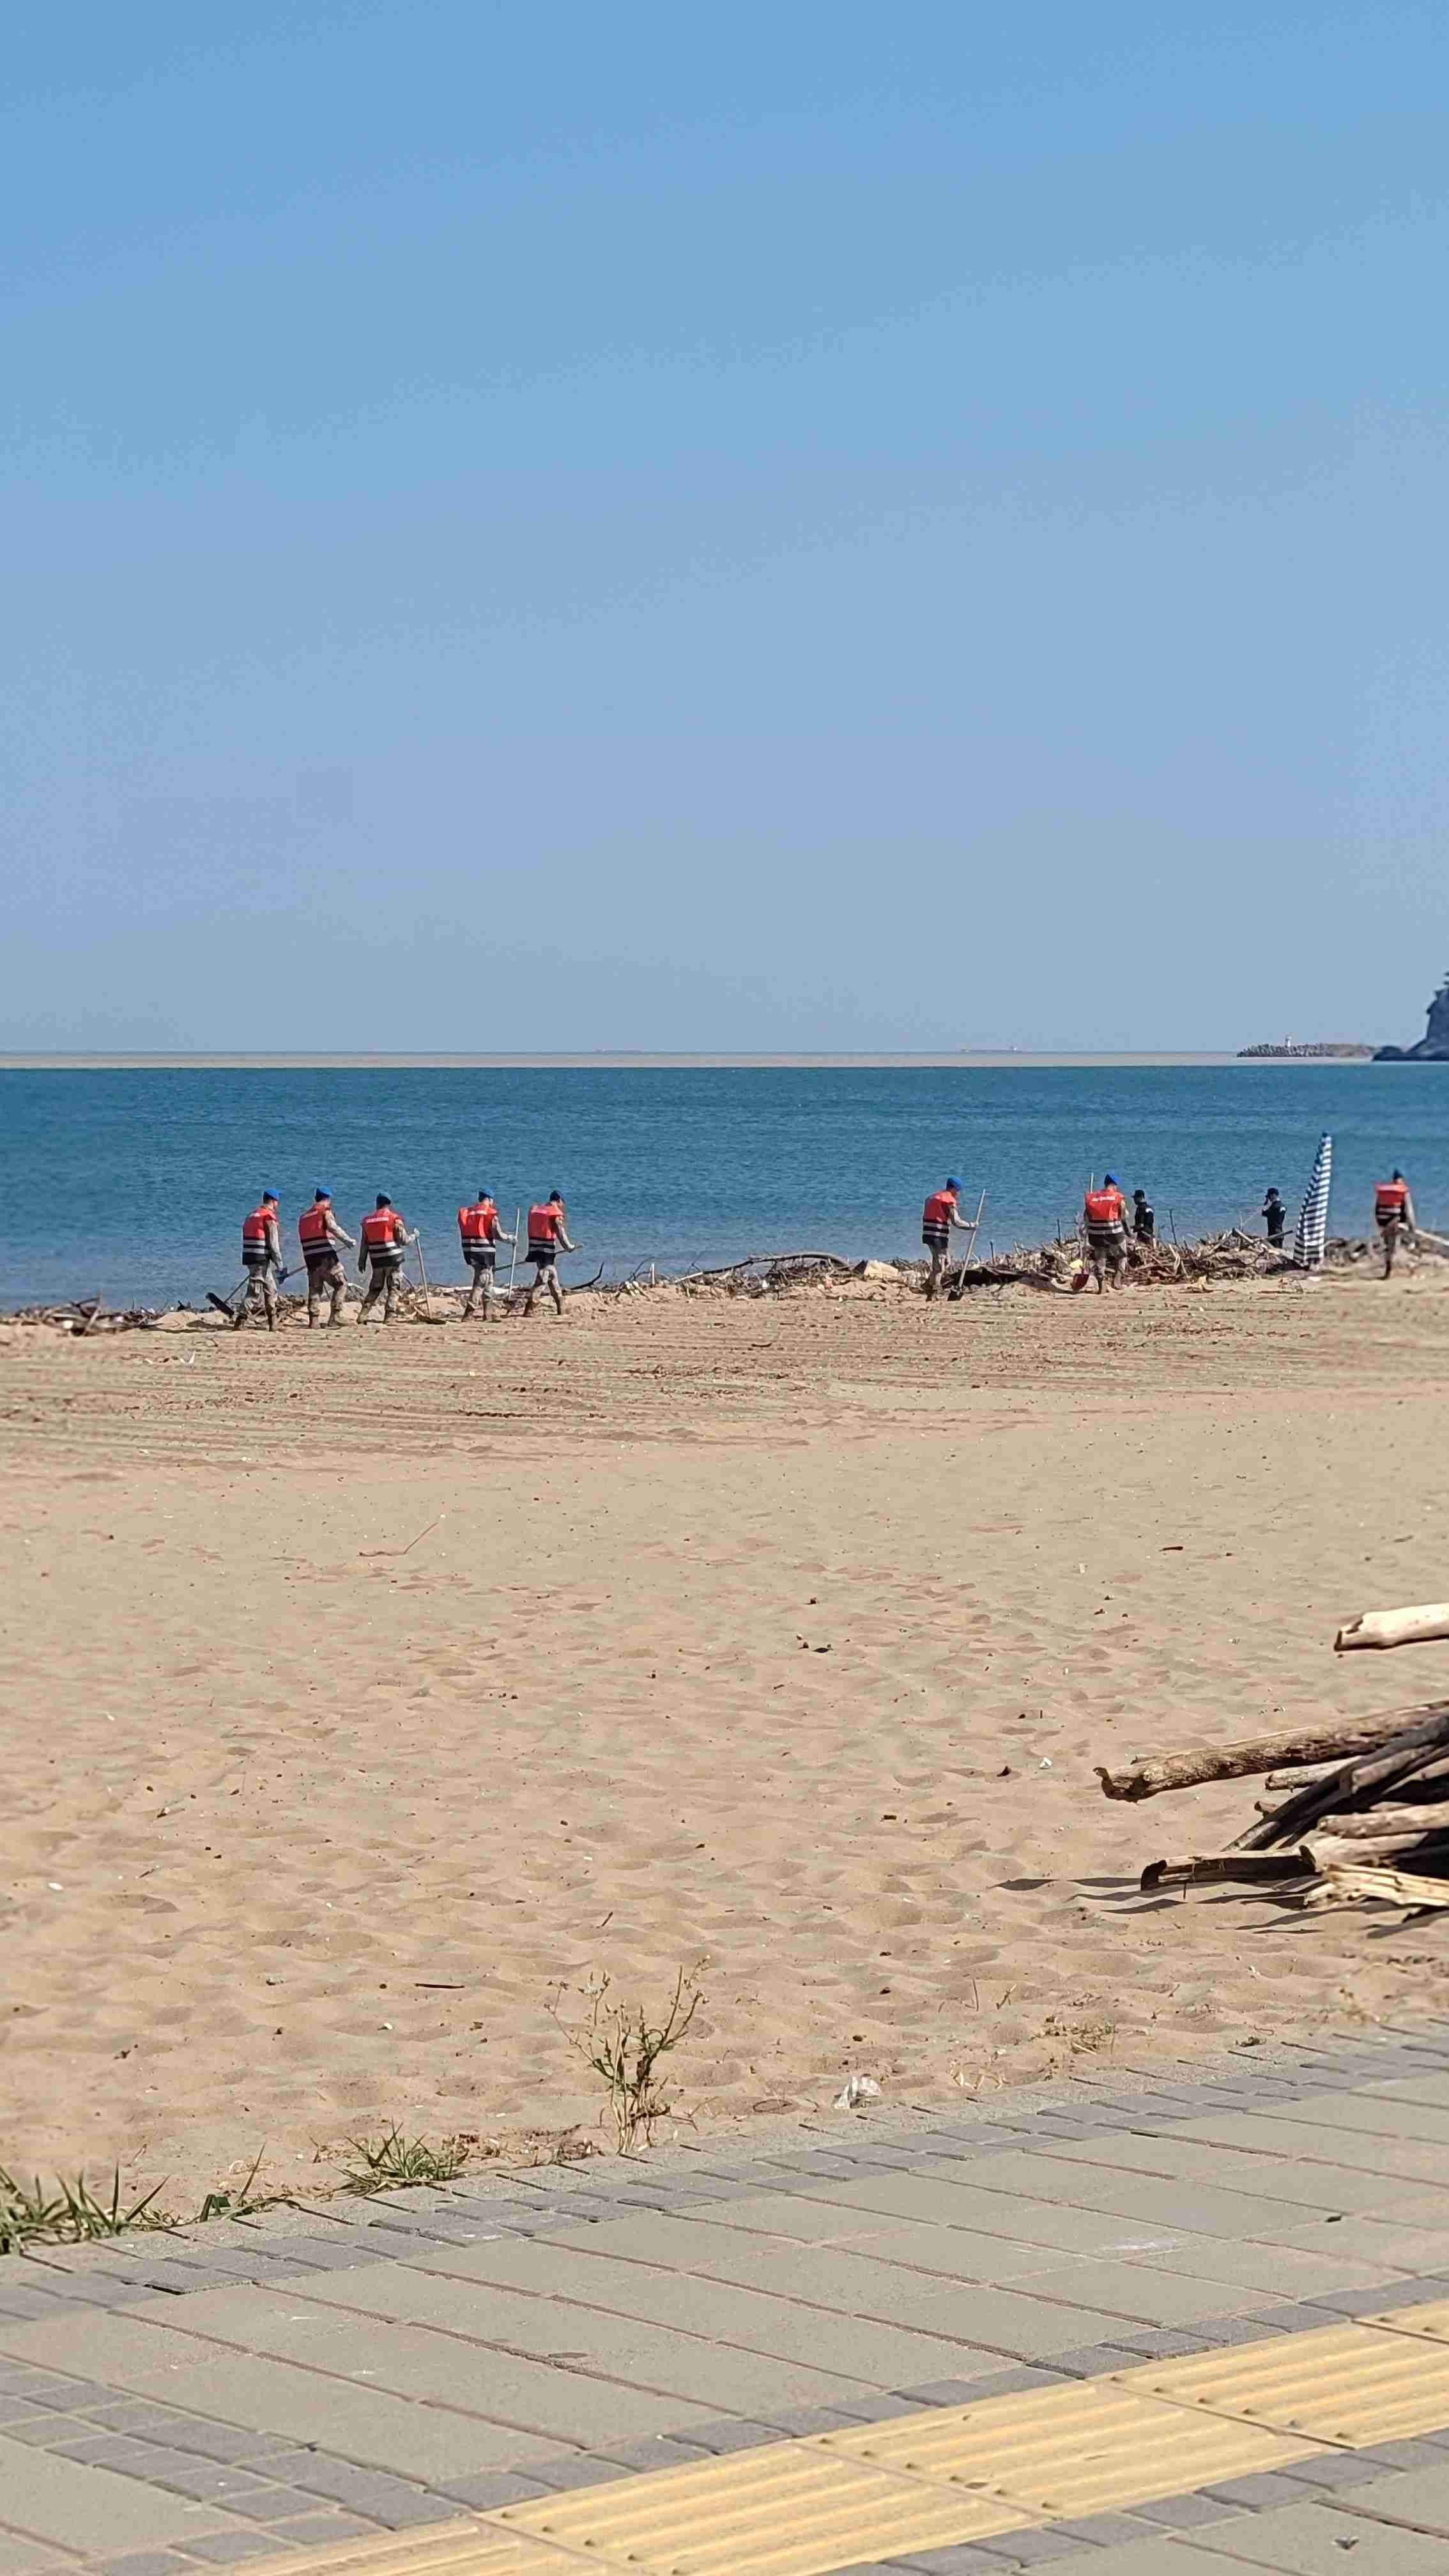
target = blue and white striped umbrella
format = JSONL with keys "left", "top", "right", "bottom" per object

{"left": 1294, "top": 1131, "right": 1333, "bottom": 1269}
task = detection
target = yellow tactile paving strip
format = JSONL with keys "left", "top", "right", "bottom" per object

{"left": 256, "top": 2296, "right": 1449, "bottom": 2576}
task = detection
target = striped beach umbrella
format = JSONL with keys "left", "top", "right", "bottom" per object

{"left": 1294, "top": 1131, "right": 1333, "bottom": 1269}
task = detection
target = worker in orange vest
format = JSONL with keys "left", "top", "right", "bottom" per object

{"left": 458, "top": 1188, "right": 515, "bottom": 1321}
{"left": 356, "top": 1194, "right": 418, "bottom": 1324}
{"left": 522, "top": 1191, "right": 578, "bottom": 1317}
{"left": 1374, "top": 1170, "right": 1417, "bottom": 1277}
{"left": 297, "top": 1187, "right": 356, "bottom": 1328}
{"left": 235, "top": 1192, "right": 282, "bottom": 1332}
{"left": 921, "top": 1177, "right": 970, "bottom": 1299}
{"left": 1082, "top": 1174, "right": 1129, "bottom": 1292}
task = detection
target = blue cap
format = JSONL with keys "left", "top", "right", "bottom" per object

{"left": 314, "top": 1186, "right": 331, "bottom": 1200}
{"left": 263, "top": 1189, "right": 279, "bottom": 1201}
{"left": 946, "top": 1176, "right": 963, "bottom": 1191}
{"left": 1104, "top": 1172, "right": 1118, "bottom": 1186}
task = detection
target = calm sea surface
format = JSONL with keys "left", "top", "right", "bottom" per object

{"left": 1, "top": 1064, "right": 1445, "bottom": 1310}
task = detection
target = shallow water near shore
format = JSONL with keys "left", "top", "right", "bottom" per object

{"left": 3, "top": 1060, "right": 1446, "bottom": 1308}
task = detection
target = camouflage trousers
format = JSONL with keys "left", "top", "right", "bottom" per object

{"left": 234, "top": 1265, "right": 277, "bottom": 1330}
{"left": 358, "top": 1257, "right": 404, "bottom": 1321}
{"left": 305, "top": 1257, "right": 348, "bottom": 1326}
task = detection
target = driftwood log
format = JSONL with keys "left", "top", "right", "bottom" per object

{"left": 1095, "top": 1703, "right": 1446, "bottom": 1802}
{"left": 1238, "top": 1713, "right": 1449, "bottom": 1851}
{"left": 1140, "top": 1852, "right": 1310, "bottom": 1891}
{"left": 1336, "top": 1603, "right": 1449, "bottom": 1653}
{"left": 1309, "top": 1863, "right": 1449, "bottom": 1910}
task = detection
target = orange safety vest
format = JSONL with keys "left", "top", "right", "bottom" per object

{"left": 459, "top": 1200, "right": 500, "bottom": 1246}
{"left": 241, "top": 1202, "right": 276, "bottom": 1250}
{"left": 528, "top": 1201, "right": 562, "bottom": 1247}
{"left": 298, "top": 1204, "right": 334, "bottom": 1254}
{"left": 922, "top": 1190, "right": 958, "bottom": 1232}
{"left": 362, "top": 1208, "right": 404, "bottom": 1252}
{"left": 1376, "top": 1180, "right": 1409, "bottom": 1219}
{"left": 1084, "top": 1188, "right": 1125, "bottom": 1228}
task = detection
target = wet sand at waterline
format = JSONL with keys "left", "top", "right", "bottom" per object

{"left": 2, "top": 1262, "right": 1447, "bottom": 2206}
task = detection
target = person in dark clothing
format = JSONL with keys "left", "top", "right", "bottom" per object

{"left": 1262, "top": 1188, "right": 1286, "bottom": 1248}
{"left": 1131, "top": 1189, "right": 1155, "bottom": 1244}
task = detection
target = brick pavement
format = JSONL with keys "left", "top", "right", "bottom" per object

{"left": 3, "top": 2026, "right": 1449, "bottom": 2569}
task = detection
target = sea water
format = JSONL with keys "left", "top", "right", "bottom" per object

{"left": 1, "top": 1062, "right": 1445, "bottom": 1310}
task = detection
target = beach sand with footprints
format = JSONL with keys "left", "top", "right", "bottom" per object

{"left": 3, "top": 1257, "right": 1448, "bottom": 2209}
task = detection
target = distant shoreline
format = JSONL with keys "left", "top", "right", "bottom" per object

{"left": 0, "top": 1050, "right": 1384, "bottom": 1073}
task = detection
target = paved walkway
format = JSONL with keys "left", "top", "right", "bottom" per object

{"left": 7, "top": 2027, "right": 1449, "bottom": 2573}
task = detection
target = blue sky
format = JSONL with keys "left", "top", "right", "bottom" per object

{"left": 5, "top": 3, "right": 1446, "bottom": 1050}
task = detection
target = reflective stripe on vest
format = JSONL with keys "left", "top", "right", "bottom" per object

{"left": 922, "top": 1191, "right": 956, "bottom": 1230}
{"left": 459, "top": 1202, "right": 499, "bottom": 1245}
{"left": 362, "top": 1209, "right": 404, "bottom": 1251}
{"left": 241, "top": 1205, "right": 275, "bottom": 1249}
{"left": 298, "top": 1206, "right": 334, "bottom": 1253}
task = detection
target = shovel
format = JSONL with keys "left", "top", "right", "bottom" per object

{"left": 208, "top": 1265, "right": 297, "bottom": 1320}
{"left": 947, "top": 1191, "right": 987, "bottom": 1301}
{"left": 410, "top": 1236, "right": 448, "bottom": 1324}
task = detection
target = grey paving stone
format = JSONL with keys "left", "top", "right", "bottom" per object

{"left": 601, "top": 2435, "right": 716, "bottom": 2472}
{"left": 260, "top": 2517, "right": 376, "bottom": 2547}
{"left": 1045, "top": 2514, "right": 1165, "bottom": 2547}
{"left": 767, "top": 2405, "right": 869, "bottom": 2437}
{"left": 0, "top": 2414, "right": 93, "bottom": 2448}
{"left": 96, "top": 2556, "right": 195, "bottom": 2576}
{"left": 43, "top": 2435, "right": 171, "bottom": 2471}
{"left": 266, "top": 2454, "right": 442, "bottom": 2522}
{"left": 427, "top": 2468, "right": 551, "bottom": 2510}
{"left": 224, "top": 2488, "right": 342, "bottom": 2525}
{"left": 1196, "top": 2471, "right": 1319, "bottom": 2510}
{"left": 673, "top": 2416, "right": 789, "bottom": 2453}
{"left": 1132, "top": 2491, "right": 1241, "bottom": 2527}
{"left": 882, "top": 2551, "right": 1003, "bottom": 2573}
{"left": 180, "top": 2538, "right": 300, "bottom": 2565}
{"left": 106, "top": 2451, "right": 283, "bottom": 2507}
{"left": 973, "top": 2532, "right": 1088, "bottom": 2565}
{"left": 141, "top": 2418, "right": 281, "bottom": 2467}
{"left": 1332, "top": 2434, "right": 1449, "bottom": 2472}
{"left": 949, "top": 2367, "right": 1070, "bottom": 2404}
{"left": 824, "top": 2392, "right": 919, "bottom": 2424}
{"left": 1103, "top": 2330, "right": 1215, "bottom": 2361}
{"left": 1236, "top": 2301, "right": 1346, "bottom": 2334}
{"left": 0, "top": 2400, "right": 45, "bottom": 2428}
{"left": 895, "top": 2379, "right": 999, "bottom": 2407}
{"left": 265, "top": 2239, "right": 392, "bottom": 2274}
{"left": 0, "top": 2370, "right": 98, "bottom": 2411}
{"left": 1043, "top": 2345, "right": 1138, "bottom": 2378}
{"left": 523, "top": 2456, "right": 636, "bottom": 2494}
{"left": 1275, "top": 2451, "right": 1400, "bottom": 2492}
{"left": 1315, "top": 2276, "right": 1449, "bottom": 2313}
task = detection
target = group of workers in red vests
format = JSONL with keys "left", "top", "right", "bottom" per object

{"left": 235, "top": 1187, "right": 578, "bottom": 1330}
{"left": 234, "top": 1160, "right": 1423, "bottom": 1334}
{"left": 921, "top": 1165, "right": 1422, "bottom": 1298}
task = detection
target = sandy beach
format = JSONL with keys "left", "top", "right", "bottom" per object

{"left": 3, "top": 1259, "right": 1448, "bottom": 2211}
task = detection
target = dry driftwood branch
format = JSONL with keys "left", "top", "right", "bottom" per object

{"left": 1140, "top": 1851, "right": 1312, "bottom": 1892}
{"left": 1309, "top": 1862, "right": 1449, "bottom": 1910}
{"left": 1335, "top": 1603, "right": 1449, "bottom": 1654}
{"left": 1242, "top": 1712, "right": 1449, "bottom": 1851}
{"left": 1264, "top": 1761, "right": 1356, "bottom": 1792}
{"left": 1096, "top": 1703, "right": 1449, "bottom": 1802}
{"left": 1310, "top": 1801, "right": 1449, "bottom": 1839}
{"left": 1306, "top": 1828, "right": 1449, "bottom": 1867}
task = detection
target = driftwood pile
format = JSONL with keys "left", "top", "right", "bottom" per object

{"left": 6, "top": 1300, "right": 162, "bottom": 1335}
{"left": 1098, "top": 1600, "right": 1449, "bottom": 1913}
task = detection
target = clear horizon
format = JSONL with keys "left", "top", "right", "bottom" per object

{"left": 6, "top": 5, "right": 1445, "bottom": 1053}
